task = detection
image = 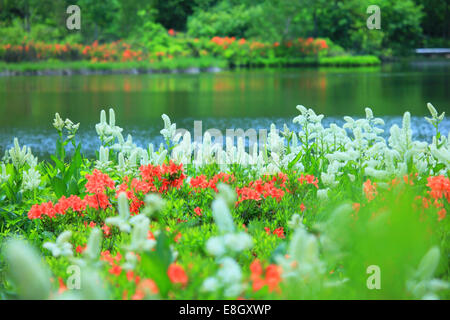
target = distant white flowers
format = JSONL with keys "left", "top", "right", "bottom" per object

{"left": 92, "top": 102, "right": 448, "bottom": 180}
{"left": 53, "top": 112, "right": 80, "bottom": 140}
{"left": 1, "top": 138, "right": 41, "bottom": 192}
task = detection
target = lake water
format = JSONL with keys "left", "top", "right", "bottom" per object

{"left": 0, "top": 60, "right": 449, "bottom": 158}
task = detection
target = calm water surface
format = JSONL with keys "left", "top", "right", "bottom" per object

{"left": 0, "top": 61, "right": 449, "bottom": 157}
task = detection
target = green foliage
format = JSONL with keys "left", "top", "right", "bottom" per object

{"left": 0, "top": 0, "right": 444, "bottom": 58}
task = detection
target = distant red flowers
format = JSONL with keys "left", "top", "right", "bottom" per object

{"left": 265, "top": 227, "right": 285, "bottom": 239}
{"left": 190, "top": 172, "right": 235, "bottom": 192}
{"left": 236, "top": 173, "right": 288, "bottom": 205}
{"left": 194, "top": 207, "right": 203, "bottom": 216}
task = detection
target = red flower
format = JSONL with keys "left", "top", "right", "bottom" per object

{"left": 167, "top": 263, "right": 188, "bottom": 286}
{"left": 250, "top": 259, "right": 263, "bottom": 281}
{"left": 109, "top": 264, "right": 122, "bottom": 276}
{"left": 194, "top": 207, "right": 202, "bottom": 216}
{"left": 85, "top": 169, "right": 115, "bottom": 194}
{"left": 272, "top": 227, "right": 285, "bottom": 239}
{"left": 28, "top": 204, "right": 43, "bottom": 219}
{"left": 363, "top": 179, "right": 377, "bottom": 202}
{"left": 168, "top": 29, "right": 175, "bottom": 36}
{"left": 102, "top": 223, "right": 111, "bottom": 237}
{"left": 427, "top": 176, "right": 450, "bottom": 202}
{"left": 76, "top": 245, "right": 86, "bottom": 254}
{"left": 300, "top": 203, "right": 306, "bottom": 212}
{"left": 190, "top": 175, "right": 209, "bottom": 189}
{"left": 265, "top": 265, "right": 282, "bottom": 293}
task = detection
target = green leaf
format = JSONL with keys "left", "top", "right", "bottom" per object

{"left": 52, "top": 177, "right": 67, "bottom": 197}
{"left": 139, "top": 233, "right": 173, "bottom": 298}
{"left": 50, "top": 155, "right": 65, "bottom": 173}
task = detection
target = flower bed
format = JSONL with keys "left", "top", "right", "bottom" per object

{"left": 0, "top": 34, "right": 380, "bottom": 72}
{"left": 0, "top": 103, "right": 448, "bottom": 300}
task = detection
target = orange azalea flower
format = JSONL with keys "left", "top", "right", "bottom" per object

{"left": 272, "top": 227, "right": 285, "bottom": 239}
{"left": 85, "top": 169, "right": 115, "bottom": 194}
{"left": 102, "top": 223, "right": 111, "bottom": 237}
{"left": 265, "top": 265, "right": 282, "bottom": 293}
{"left": 300, "top": 203, "right": 306, "bottom": 212}
{"left": 167, "top": 263, "right": 188, "bottom": 286}
{"left": 427, "top": 176, "right": 450, "bottom": 202}
{"left": 194, "top": 207, "right": 203, "bottom": 216}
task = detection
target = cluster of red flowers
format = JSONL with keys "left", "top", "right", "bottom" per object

{"left": 236, "top": 173, "right": 289, "bottom": 205}
{"left": 28, "top": 169, "right": 116, "bottom": 220}
{"left": 1, "top": 41, "right": 79, "bottom": 62}
{"left": 209, "top": 36, "right": 328, "bottom": 58}
{"left": 362, "top": 175, "right": 448, "bottom": 222}
{"left": 210, "top": 36, "right": 247, "bottom": 49}
{"left": 116, "top": 161, "right": 186, "bottom": 214}
{"left": 1, "top": 40, "right": 155, "bottom": 63}
{"left": 26, "top": 162, "right": 185, "bottom": 219}
{"left": 190, "top": 172, "right": 235, "bottom": 192}
{"left": 298, "top": 173, "right": 319, "bottom": 189}
{"left": 249, "top": 259, "right": 282, "bottom": 293}
{"left": 27, "top": 194, "right": 111, "bottom": 220}
{"left": 264, "top": 227, "right": 285, "bottom": 239}
{"left": 427, "top": 176, "right": 450, "bottom": 203}
{"left": 363, "top": 179, "right": 378, "bottom": 202}
{"left": 1, "top": 35, "right": 329, "bottom": 64}
{"left": 425, "top": 175, "right": 449, "bottom": 221}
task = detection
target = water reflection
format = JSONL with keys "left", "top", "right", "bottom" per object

{"left": 0, "top": 61, "right": 448, "bottom": 157}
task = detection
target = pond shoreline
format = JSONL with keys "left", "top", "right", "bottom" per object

{"left": 0, "top": 55, "right": 382, "bottom": 77}
{"left": 0, "top": 66, "right": 224, "bottom": 77}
